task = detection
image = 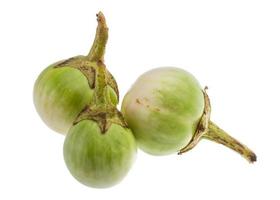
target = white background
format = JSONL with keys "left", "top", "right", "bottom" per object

{"left": 0, "top": 0, "right": 279, "bottom": 199}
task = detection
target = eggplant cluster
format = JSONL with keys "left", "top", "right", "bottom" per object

{"left": 34, "top": 12, "right": 256, "bottom": 189}
{"left": 34, "top": 12, "right": 136, "bottom": 188}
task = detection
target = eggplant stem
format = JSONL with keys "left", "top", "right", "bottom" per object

{"left": 87, "top": 11, "right": 108, "bottom": 62}
{"left": 94, "top": 61, "right": 108, "bottom": 105}
{"left": 203, "top": 121, "right": 257, "bottom": 163}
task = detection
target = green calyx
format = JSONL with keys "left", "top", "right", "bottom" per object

{"left": 74, "top": 105, "right": 128, "bottom": 134}
{"left": 178, "top": 87, "right": 211, "bottom": 154}
{"left": 54, "top": 56, "right": 96, "bottom": 89}
{"left": 54, "top": 56, "right": 119, "bottom": 101}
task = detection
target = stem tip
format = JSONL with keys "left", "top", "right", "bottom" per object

{"left": 87, "top": 11, "right": 108, "bottom": 62}
{"left": 96, "top": 11, "right": 106, "bottom": 24}
{"left": 248, "top": 152, "right": 257, "bottom": 163}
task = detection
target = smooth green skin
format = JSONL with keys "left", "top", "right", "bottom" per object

{"left": 64, "top": 120, "right": 137, "bottom": 188}
{"left": 33, "top": 61, "right": 118, "bottom": 134}
{"left": 33, "top": 63, "right": 93, "bottom": 134}
{"left": 121, "top": 67, "right": 204, "bottom": 155}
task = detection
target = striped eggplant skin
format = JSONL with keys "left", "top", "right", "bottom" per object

{"left": 33, "top": 61, "right": 94, "bottom": 134}
{"left": 64, "top": 120, "right": 137, "bottom": 188}
{"left": 121, "top": 67, "right": 204, "bottom": 155}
